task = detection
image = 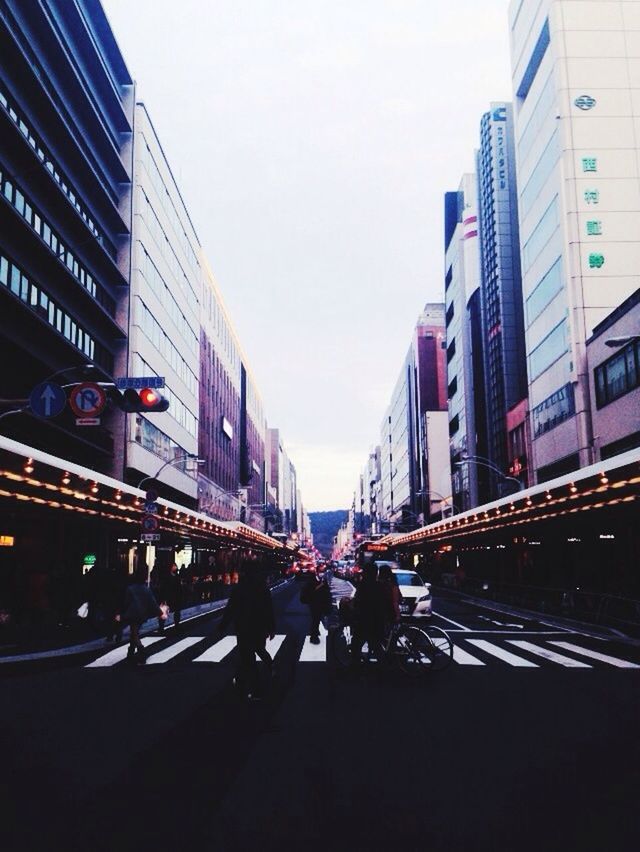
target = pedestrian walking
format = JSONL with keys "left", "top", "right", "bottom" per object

{"left": 351, "top": 563, "right": 385, "bottom": 665}
{"left": 158, "top": 562, "right": 183, "bottom": 633}
{"left": 218, "top": 570, "right": 275, "bottom": 700}
{"left": 301, "top": 573, "right": 332, "bottom": 643}
{"left": 119, "top": 565, "right": 161, "bottom": 665}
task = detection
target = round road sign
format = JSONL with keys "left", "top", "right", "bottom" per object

{"left": 69, "top": 382, "right": 107, "bottom": 418}
{"left": 29, "top": 381, "right": 66, "bottom": 418}
{"left": 141, "top": 515, "right": 160, "bottom": 533}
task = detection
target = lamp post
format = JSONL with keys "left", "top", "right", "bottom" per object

{"left": 138, "top": 454, "right": 204, "bottom": 491}
{"left": 455, "top": 455, "right": 523, "bottom": 494}
{"left": 604, "top": 334, "right": 640, "bottom": 348}
{"left": 416, "top": 489, "right": 459, "bottom": 520}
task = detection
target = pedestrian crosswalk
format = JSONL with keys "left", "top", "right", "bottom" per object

{"left": 84, "top": 631, "right": 640, "bottom": 671}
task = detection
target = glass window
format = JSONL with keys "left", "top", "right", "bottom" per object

{"left": 30, "top": 283, "right": 38, "bottom": 307}
{"left": 521, "top": 130, "right": 560, "bottom": 217}
{"left": 526, "top": 256, "right": 563, "bottom": 324}
{"left": 42, "top": 223, "right": 51, "bottom": 245}
{"left": 10, "top": 265, "right": 20, "bottom": 295}
{"left": 529, "top": 317, "right": 568, "bottom": 379}
{"left": 14, "top": 190, "right": 25, "bottom": 215}
{"left": 4, "top": 180, "right": 13, "bottom": 202}
{"left": 20, "top": 274, "right": 29, "bottom": 302}
{"left": 39, "top": 291, "right": 48, "bottom": 313}
{"left": 48, "top": 301, "right": 55, "bottom": 325}
{"left": 0, "top": 256, "right": 8, "bottom": 286}
{"left": 64, "top": 315, "right": 71, "bottom": 339}
{"left": 605, "top": 353, "right": 627, "bottom": 399}
{"left": 522, "top": 196, "right": 558, "bottom": 272}
{"left": 24, "top": 202, "right": 32, "bottom": 224}
{"left": 625, "top": 346, "right": 637, "bottom": 389}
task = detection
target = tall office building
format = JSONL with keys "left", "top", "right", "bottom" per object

{"left": 509, "top": 0, "right": 640, "bottom": 481}
{"left": 477, "top": 103, "right": 528, "bottom": 495}
{"left": 444, "top": 176, "right": 489, "bottom": 511}
{"left": 0, "top": 0, "right": 133, "bottom": 475}
{"left": 126, "top": 103, "right": 200, "bottom": 505}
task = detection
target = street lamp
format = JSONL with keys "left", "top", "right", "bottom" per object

{"left": 416, "top": 489, "right": 459, "bottom": 519}
{"left": 604, "top": 334, "right": 640, "bottom": 348}
{"left": 138, "top": 454, "right": 204, "bottom": 491}
{"left": 455, "top": 455, "right": 524, "bottom": 493}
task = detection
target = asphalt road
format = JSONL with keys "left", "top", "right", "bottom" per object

{"left": 2, "top": 579, "right": 640, "bottom": 852}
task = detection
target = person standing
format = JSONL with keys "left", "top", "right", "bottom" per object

{"left": 301, "top": 573, "right": 332, "bottom": 644}
{"left": 218, "top": 571, "right": 275, "bottom": 700}
{"left": 351, "top": 563, "right": 385, "bottom": 665}
{"left": 119, "top": 565, "right": 161, "bottom": 665}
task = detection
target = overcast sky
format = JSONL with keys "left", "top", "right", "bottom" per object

{"left": 102, "top": 0, "right": 512, "bottom": 511}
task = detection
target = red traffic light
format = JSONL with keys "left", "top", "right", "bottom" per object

{"left": 113, "top": 387, "right": 169, "bottom": 413}
{"left": 140, "top": 388, "right": 160, "bottom": 408}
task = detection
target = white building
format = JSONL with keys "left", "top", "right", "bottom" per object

{"left": 126, "top": 103, "right": 200, "bottom": 503}
{"left": 509, "top": 0, "right": 640, "bottom": 481}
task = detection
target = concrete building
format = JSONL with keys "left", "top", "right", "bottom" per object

{"left": 126, "top": 103, "right": 200, "bottom": 505}
{"left": 444, "top": 177, "right": 489, "bottom": 511}
{"left": 0, "top": 0, "right": 133, "bottom": 475}
{"left": 509, "top": 0, "right": 640, "bottom": 482}
{"left": 477, "top": 102, "right": 529, "bottom": 495}
{"left": 587, "top": 288, "right": 640, "bottom": 461}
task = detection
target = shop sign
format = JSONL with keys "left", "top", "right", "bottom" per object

{"left": 83, "top": 553, "right": 97, "bottom": 567}
{"left": 0, "top": 535, "right": 15, "bottom": 547}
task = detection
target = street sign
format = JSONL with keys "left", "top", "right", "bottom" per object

{"left": 76, "top": 417, "right": 100, "bottom": 427}
{"left": 29, "top": 381, "right": 66, "bottom": 418}
{"left": 69, "top": 382, "right": 106, "bottom": 418}
{"left": 144, "top": 502, "right": 159, "bottom": 514}
{"left": 141, "top": 514, "right": 160, "bottom": 533}
{"left": 116, "top": 376, "right": 165, "bottom": 390}
{"left": 146, "top": 488, "right": 159, "bottom": 503}
{"left": 141, "top": 533, "right": 161, "bottom": 542}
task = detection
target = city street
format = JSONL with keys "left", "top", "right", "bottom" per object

{"left": 3, "top": 578, "right": 640, "bottom": 852}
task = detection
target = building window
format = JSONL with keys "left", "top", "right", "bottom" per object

{"left": 445, "top": 303, "right": 454, "bottom": 327}
{"left": 528, "top": 316, "right": 568, "bottom": 380}
{"left": 449, "top": 414, "right": 459, "bottom": 436}
{"left": 446, "top": 339, "right": 456, "bottom": 363}
{"left": 447, "top": 377, "right": 458, "bottom": 398}
{"left": 594, "top": 340, "right": 640, "bottom": 408}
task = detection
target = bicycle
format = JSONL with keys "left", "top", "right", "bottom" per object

{"left": 331, "top": 619, "right": 453, "bottom": 676}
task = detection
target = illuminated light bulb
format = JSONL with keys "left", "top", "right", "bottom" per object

{"left": 90, "top": 482, "right": 99, "bottom": 494}
{"left": 526, "top": 498, "right": 532, "bottom": 507}
{"left": 24, "top": 458, "right": 34, "bottom": 474}
{"left": 115, "top": 491, "right": 121, "bottom": 501}
{"left": 62, "top": 472, "right": 71, "bottom": 486}
{"left": 600, "top": 474, "right": 609, "bottom": 485}
{"left": 546, "top": 492, "right": 552, "bottom": 500}
{"left": 570, "top": 483, "right": 577, "bottom": 494}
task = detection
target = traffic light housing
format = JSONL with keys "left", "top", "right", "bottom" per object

{"left": 112, "top": 387, "right": 169, "bottom": 413}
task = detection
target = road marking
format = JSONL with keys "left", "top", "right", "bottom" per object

{"left": 507, "top": 640, "right": 591, "bottom": 668}
{"left": 549, "top": 641, "right": 640, "bottom": 669}
{"left": 445, "top": 630, "right": 568, "bottom": 635}
{"left": 452, "top": 645, "right": 485, "bottom": 666}
{"left": 432, "top": 611, "right": 471, "bottom": 631}
{"left": 193, "top": 636, "right": 237, "bottom": 663}
{"left": 85, "top": 637, "right": 165, "bottom": 668}
{"left": 146, "top": 636, "right": 203, "bottom": 664}
{"left": 300, "top": 623, "right": 327, "bottom": 662}
{"left": 265, "top": 635, "right": 286, "bottom": 656}
{"left": 466, "top": 639, "right": 539, "bottom": 667}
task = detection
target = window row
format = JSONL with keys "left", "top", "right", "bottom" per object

{"left": 138, "top": 133, "right": 200, "bottom": 273}
{"left": 132, "top": 354, "right": 198, "bottom": 439}
{"left": 136, "top": 298, "right": 198, "bottom": 397}
{"left": 133, "top": 414, "right": 193, "bottom": 472}
{"left": 203, "top": 283, "right": 240, "bottom": 368}
{"left": 0, "top": 82, "right": 112, "bottom": 258}
{"left": 522, "top": 195, "right": 558, "bottom": 273}
{"left": 594, "top": 340, "right": 640, "bottom": 409}
{"left": 519, "top": 130, "right": 560, "bottom": 218}
{"left": 0, "top": 162, "right": 115, "bottom": 316}
{"left": 0, "top": 251, "right": 112, "bottom": 371}
{"left": 526, "top": 255, "right": 563, "bottom": 325}
{"left": 528, "top": 316, "right": 568, "bottom": 380}
{"left": 138, "top": 188, "right": 199, "bottom": 313}
{"left": 138, "top": 242, "right": 198, "bottom": 355}
{"left": 517, "top": 70, "right": 555, "bottom": 167}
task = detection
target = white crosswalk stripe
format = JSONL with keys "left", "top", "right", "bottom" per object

{"left": 147, "top": 636, "right": 203, "bottom": 664}
{"left": 85, "top": 637, "right": 165, "bottom": 668}
{"left": 193, "top": 636, "right": 237, "bottom": 663}
{"left": 466, "top": 639, "right": 538, "bottom": 667}
{"left": 507, "top": 640, "right": 591, "bottom": 668}
{"left": 83, "top": 632, "right": 640, "bottom": 672}
{"left": 300, "top": 623, "right": 328, "bottom": 662}
{"left": 452, "top": 645, "right": 486, "bottom": 666}
{"left": 548, "top": 641, "right": 640, "bottom": 669}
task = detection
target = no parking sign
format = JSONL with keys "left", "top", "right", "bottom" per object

{"left": 69, "top": 382, "right": 106, "bottom": 423}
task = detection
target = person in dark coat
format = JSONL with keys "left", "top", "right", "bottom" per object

{"left": 218, "top": 571, "right": 275, "bottom": 700}
{"left": 119, "top": 565, "right": 160, "bottom": 664}
{"left": 302, "top": 574, "right": 332, "bottom": 644}
{"left": 352, "top": 563, "right": 385, "bottom": 664}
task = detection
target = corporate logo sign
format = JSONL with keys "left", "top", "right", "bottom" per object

{"left": 574, "top": 95, "right": 596, "bottom": 110}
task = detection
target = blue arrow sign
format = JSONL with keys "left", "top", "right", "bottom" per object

{"left": 29, "top": 382, "right": 66, "bottom": 418}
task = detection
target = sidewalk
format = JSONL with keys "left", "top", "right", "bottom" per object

{"left": 0, "top": 578, "right": 291, "bottom": 665}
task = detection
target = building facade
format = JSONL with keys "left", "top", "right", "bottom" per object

{"left": 477, "top": 102, "right": 528, "bottom": 496}
{"left": 509, "top": 0, "right": 640, "bottom": 483}
{"left": 0, "top": 0, "right": 133, "bottom": 475}
{"left": 126, "top": 102, "right": 200, "bottom": 504}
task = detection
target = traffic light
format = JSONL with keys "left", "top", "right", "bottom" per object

{"left": 112, "top": 387, "right": 169, "bottom": 413}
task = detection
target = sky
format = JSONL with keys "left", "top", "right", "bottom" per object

{"left": 102, "top": 0, "right": 513, "bottom": 511}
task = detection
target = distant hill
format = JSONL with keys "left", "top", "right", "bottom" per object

{"left": 308, "top": 510, "right": 348, "bottom": 556}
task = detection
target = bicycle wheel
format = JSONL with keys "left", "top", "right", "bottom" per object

{"left": 422, "top": 625, "right": 453, "bottom": 671}
{"left": 332, "top": 624, "right": 353, "bottom": 668}
{"left": 392, "top": 625, "right": 433, "bottom": 676}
